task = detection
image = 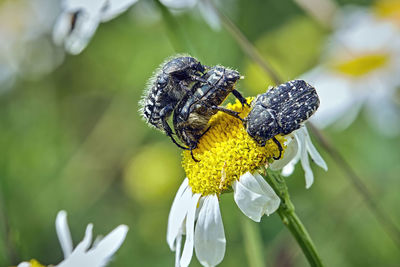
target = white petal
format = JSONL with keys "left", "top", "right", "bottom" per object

{"left": 198, "top": 0, "right": 221, "bottom": 30}
{"left": 233, "top": 172, "right": 280, "bottom": 222}
{"left": 53, "top": 14, "right": 73, "bottom": 45}
{"left": 167, "top": 178, "right": 192, "bottom": 250}
{"left": 302, "top": 127, "right": 328, "bottom": 171}
{"left": 235, "top": 172, "right": 265, "bottom": 196}
{"left": 73, "top": 223, "right": 94, "bottom": 254}
{"left": 17, "top": 262, "right": 31, "bottom": 267}
{"left": 86, "top": 225, "right": 128, "bottom": 265}
{"left": 64, "top": 12, "right": 100, "bottom": 55}
{"left": 280, "top": 131, "right": 303, "bottom": 177}
{"left": 160, "top": 0, "right": 198, "bottom": 9}
{"left": 194, "top": 195, "right": 226, "bottom": 267}
{"left": 54, "top": 0, "right": 105, "bottom": 52}
{"left": 54, "top": 0, "right": 137, "bottom": 54}
{"left": 299, "top": 136, "right": 314, "bottom": 189}
{"left": 281, "top": 162, "right": 295, "bottom": 177}
{"left": 175, "top": 234, "right": 183, "bottom": 267}
{"left": 332, "top": 8, "right": 399, "bottom": 52}
{"left": 92, "top": 235, "right": 103, "bottom": 248}
{"left": 253, "top": 173, "right": 281, "bottom": 215}
{"left": 270, "top": 135, "right": 298, "bottom": 170}
{"left": 56, "top": 210, "right": 73, "bottom": 258}
{"left": 303, "top": 67, "right": 355, "bottom": 129}
{"left": 57, "top": 224, "right": 93, "bottom": 267}
{"left": 332, "top": 100, "right": 363, "bottom": 130}
{"left": 276, "top": 127, "right": 327, "bottom": 187}
{"left": 57, "top": 224, "right": 128, "bottom": 267}
{"left": 100, "top": 0, "right": 139, "bottom": 22}
{"left": 62, "top": 0, "right": 106, "bottom": 13}
{"left": 180, "top": 193, "right": 201, "bottom": 267}
{"left": 365, "top": 95, "right": 400, "bottom": 137}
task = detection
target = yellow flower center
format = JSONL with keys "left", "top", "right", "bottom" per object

{"left": 374, "top": 0, "right": 400, "bottom": 25}
{"left": 333, "top": 53, "right": 389, "bottom": 77}
{"left": 25, "top": 259, "right": 45, "bottom": 267}
{"left": 182, "top": 98, "right": 286, "bottom": 196}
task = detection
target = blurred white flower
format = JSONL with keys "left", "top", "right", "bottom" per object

{"left": 167, "top": 172, "right": 280, "bottom": 267}
{"left": 160, "top": 0, "right": 198, "bottom": 9}
{"left": 17, "top": 210, "right": 128, "bottom": 267}
{"left": 53, "top": 0, "right": 224, "bottom": 55}
{"left": 374, "top": 0, "right": 400, "bottom": 28}
{"left": 271, "top": 126, "right": 328, "bottom": 189}
{"left": 53, "top": 0, "right": 139, "bottom": 55}
{"left": 197, "top": 0, "right": 221, "bottom": 31}
{"left": 161, "top": 0, "right": 222, "bottom": 30}
{"left": 303, "top": 8, "right": 400, "bottom": 136}
{"left": 0, "top": 0, "right": 63, "bottom": 91}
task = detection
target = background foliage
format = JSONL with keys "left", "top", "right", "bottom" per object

{"left": 1, "top": 0, "right": 400, "bottom": 266}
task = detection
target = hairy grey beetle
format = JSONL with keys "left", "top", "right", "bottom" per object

{"left": 140, "top": 56, "right": 207, "bottom": 148}
{"left": 173, "top": 66, "right": 247, "bottom": 159}
{"left": 244, "top": 80, "right": 320, "bottom": 159}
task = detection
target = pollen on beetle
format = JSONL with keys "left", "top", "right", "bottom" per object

{"left": 182, "top": 98, "right": 286, "bottom": 196}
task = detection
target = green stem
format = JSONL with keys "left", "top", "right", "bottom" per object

{"left": 241, "top": 216, "right": 265, "bottom": 267}
{"left": 262, "top": 169, "right": 323, "bottom": 267}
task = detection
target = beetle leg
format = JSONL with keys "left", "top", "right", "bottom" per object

{"left": 210, "top": 106, "right": 244, "bottom": 122}
{"left": 232, "top": 90, "right": 250, "bottom": 107}
{"left": 169, "top": 134, "right": 191, "bottom": 150}
{"left": 191, "top": 75, "right": 208, "bottom": 83}
{"left": 160, "top": 105, "right": 190, "bottom": 150}
{"left": 177, "top": 81, "right": 191, "bottom": 92}
{"left": 199, "top": 125, "right": 212, "bottom": 138}
{"left": 202, "top": 65, "right": 210, "bottom": 70}
{"left": 164, "top": 122, "right": 189, "bottom": 150}
{"left": 257, "top": 139, "right": 266, "bottom": 147}
{"left": 189, "top": 143, "right": 200, "bottom": 162}
{"left": 272, "top": 137, "right": 283, "bottom": 160}
{"left": 191, "top": 149, "right": 200, "bottom": 162}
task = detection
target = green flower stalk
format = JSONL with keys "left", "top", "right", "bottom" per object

{"left": 263, "top": 168, "right": 324, "bottom": 267}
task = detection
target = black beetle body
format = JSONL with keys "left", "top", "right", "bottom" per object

{"left": 244, "top": 80, "right": 320, "bottom": 158}
{"left": 140, "top": 56, "right": 206, "bottom": 138}
{"left": 173, "top": 66, "right": 246, "bottom": 151}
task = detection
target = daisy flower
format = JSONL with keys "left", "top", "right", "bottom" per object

{"left": 0, "top": 0, "right": 62, "bottom": 90}
{"left": 167, "top": 98, "right": 326, "bottom": 266}
{"left": 303, "top": 7, "right": 400, "bottom": 136}
{"left": 53, "top": 0, "right": 222, "bottom": 55}
{"left": 17, "top": 210, "right": 128, "bottom": 267}
{"left": 53, "top": 0, "right": 139, "bottom": 55}
{"left": 374, "top": 0, "right": 400, "bottom": 28}
{"left": 270, "top": 126, "right": 328, "bottom": 189}
{"left": 160, "top": 0, "right": 221, "bottom": 30}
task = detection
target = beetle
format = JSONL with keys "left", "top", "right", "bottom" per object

{"left": 172, "top": 66, "right": 247, "bottom": 160}
{"left": 140, "top": 55, "right": 207, "bottom": 148}
{"left": 244, "top": 80, "right": 320, "bottom": 159}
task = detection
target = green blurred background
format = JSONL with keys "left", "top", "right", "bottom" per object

{"left": 1, "top": 0, "right": 400, "bottom": 266}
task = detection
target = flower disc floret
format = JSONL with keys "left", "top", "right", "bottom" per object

{"left": 182, "top": 98, "right": 286, "bottom": 196}
{"left": 374, "top": 0, "right": 400, "bottom": 25}
{"left": 333, "top": 53, "right": 390, "bottom": 77}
